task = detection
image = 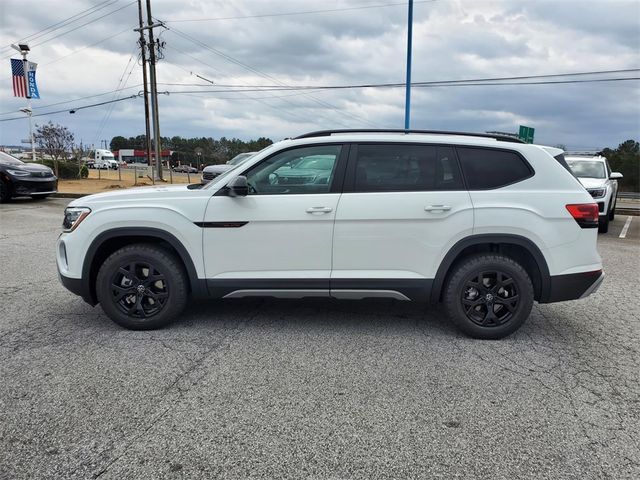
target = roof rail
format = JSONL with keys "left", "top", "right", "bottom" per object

{"left": 293, "top": 129, "right": 526, "bottom": 144}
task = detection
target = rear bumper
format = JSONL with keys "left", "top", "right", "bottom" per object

{"left": 539, "top": 270, "right": 604, "bottom": 303}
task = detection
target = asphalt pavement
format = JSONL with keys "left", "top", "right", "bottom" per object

{"left": 1, "top": 198, "right": 639, "bottom": 479}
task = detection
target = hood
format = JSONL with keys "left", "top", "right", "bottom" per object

{"left": 68, "top": 184, "right": 196, "bottom": 206}
{"left": 4, "top": 162, "right": 54, "bottom": 174}
{"left": 577, "top": 177, "right": 607, "bottom": 189}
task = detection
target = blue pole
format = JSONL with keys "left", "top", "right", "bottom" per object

{"left": 404, "top": 0, "right": 414, "bottom": 130}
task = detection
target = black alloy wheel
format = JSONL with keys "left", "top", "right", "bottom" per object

{"left": 443, "top": 254, "right": 534, "bottom": 339}
{"left": 461, "top": 271, "right": 519, "bottom": 327}
{"left": 96, "top": 244, "right": 188, "bottom": 330}
{"left": 110, "top": 261, "right": 169, "bottom": 319}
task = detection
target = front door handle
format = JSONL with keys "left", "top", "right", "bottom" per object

{"left": 306, "top": 206, "right": 333, "bottom": 214}
{"left": 424, "top": 205, "right": 452, "bottom": 212}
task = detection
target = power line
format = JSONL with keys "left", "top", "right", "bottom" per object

{"left": 41, "top": 27, "right": 134, "bottom": 66}
{"left": 1, "top": 1, "right": 136, "bottom": 59}
{"left": 165, "top": 0, "right": 438, "bottom": 23}
{"left": 0, "top": 96, "right": 139, "bottom": 122}
{"left": 0, "top": 0, "right": 118, "bottom": 53}
{"left": 164, "top": 25, "right": 384, "bottom": 128}
{"left": 160, "top": 76, "right": 640, "bottom": 95}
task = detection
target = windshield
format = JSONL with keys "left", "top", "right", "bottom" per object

{"left": 567, "top": 160, "right": 606, "bottom": 179}
{"left": 0, "top": 151, "right": 24, "bottom": 166}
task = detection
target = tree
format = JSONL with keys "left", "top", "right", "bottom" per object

{"left": 34, "top": 122, "right": 74, "bottom": 177}
{"left": 600, "top": 140, "right": 639, "bottom": 192}
{"left": 110, "top": 136, "right": 128, "bottom": 151}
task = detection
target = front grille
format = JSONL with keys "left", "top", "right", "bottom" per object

{"left": 587, "top": 188, "right": 605, "bottom": 198}
{"left": 202, "top": 172, "right": 218, "bottom": 181}
{"left": 31, "top": 171, "right": 53, "bottom": 178}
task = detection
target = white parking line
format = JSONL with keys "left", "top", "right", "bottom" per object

{"left": 619, "top": 216, "right": 633, "bottom": 239}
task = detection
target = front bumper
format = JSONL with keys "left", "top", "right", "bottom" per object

{"left": 12, "top": 177, "right": 58, "bottom": 197}
{"left": 58, "top": 272, "right": 97, "bottom": 306}
{"left": 540, "top": 270, "right": 604, "bottom": 303}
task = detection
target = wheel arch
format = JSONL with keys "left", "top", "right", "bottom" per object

{"left": 431, "top": 234, "right": 550, "bottom": 303}
{"left": 82, "top": 227, "right": 206, "bottom": 305}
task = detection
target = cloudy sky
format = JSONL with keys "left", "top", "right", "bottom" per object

{"left": 0, "top": 0, "right": 638, "bottom": 150}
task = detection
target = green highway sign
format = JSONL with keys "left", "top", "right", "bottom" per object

{"left": 519, "top": 125, "right": 535, "bottom": 143}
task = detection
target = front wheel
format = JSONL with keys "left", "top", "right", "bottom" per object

{"left": 96, "top": 244, "right": 188, "bottom": 330}
{"left": 598, "top": 215, "right": 609, "bottom": 233}
{"left": 0, "top": 181, "right": 11, "bottom": 203}
{"left": 443, "top": 254, "right": 534, "bottom": 339}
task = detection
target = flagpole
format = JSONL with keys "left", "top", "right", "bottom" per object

{"left": 27, "top": 99, "right": 36, "bottom": 162}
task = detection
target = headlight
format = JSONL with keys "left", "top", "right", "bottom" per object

{"left": 62, "top": 207, "right": 91, "bottom": 232}
{"left": 587, "top": 188, "right": 606, "bottom": 198}
{"left": 6, "top": 169, "right": 31, "bottom": 177}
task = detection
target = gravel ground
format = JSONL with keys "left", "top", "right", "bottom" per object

{"left": 1, "top": 198, "right": 638, "bottom": 480}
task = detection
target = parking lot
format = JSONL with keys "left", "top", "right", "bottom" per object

{"left": 1, "top": 198, "right": 638, "bottom": 479}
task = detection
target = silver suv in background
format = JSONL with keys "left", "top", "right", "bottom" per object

{"left": 566, "top": 154, "right": 622, "bottom": 233}
{"left": 201, "top": 152, "right": 256, "bottom": 183}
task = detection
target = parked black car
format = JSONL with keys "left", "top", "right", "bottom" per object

{"left": 0, "top": 151, "right": 58, "bottom": 202}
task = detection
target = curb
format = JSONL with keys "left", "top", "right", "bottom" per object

{"left": 51, "top": 192, "right": 87, "bottom": 199}
{"left": 616, "top": 207, "right": 640, "bottom": 216}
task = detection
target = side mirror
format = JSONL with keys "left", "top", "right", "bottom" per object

{"left": 610, "top": 172, "right": 623, "bottom": 180}
{"left": 227, "top": 175, "right": 248, "bottom": 197}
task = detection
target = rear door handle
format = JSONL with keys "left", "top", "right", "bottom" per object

{"left": 424, "top": 205, "right": 452, "bottom": 212}
{"left": 306, "top": 206, "right": 333, "bottom": 214}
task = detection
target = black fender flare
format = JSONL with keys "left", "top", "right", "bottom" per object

{"left": 430, "top": 234, "right": 551, "bottom": 303}
{"left": 81, "top": 227, "right": 206, "bottom": 304}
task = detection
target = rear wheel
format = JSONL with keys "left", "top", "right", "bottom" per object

{"left": 443, "top": 254, "right": 534, "bottom": 339}
{"left": 96, "top": 244, "right": 188, "bottom": 330}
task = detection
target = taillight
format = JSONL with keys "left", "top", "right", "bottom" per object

{"left": 566, "top": 203, "right": 599, "bottom": 228}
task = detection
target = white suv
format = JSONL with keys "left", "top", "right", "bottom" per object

{"left": 57, "top": 130, "right": 604, "bottom": 339}
{"left": 565, "top": 154, "right": 622, "bottom": 233}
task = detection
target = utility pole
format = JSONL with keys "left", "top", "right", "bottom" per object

{"left": 145, "top": 0, "right": 163, "bottom": 180}
{"left": 404, "top": 0, "right": 414, "bottom": 130}
{"left": 135, "top": 0, "right": 153, "bottom": 168}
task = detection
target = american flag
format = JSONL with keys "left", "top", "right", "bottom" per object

{"left": 11, "top": 59, "right": 28, "bottom": 97}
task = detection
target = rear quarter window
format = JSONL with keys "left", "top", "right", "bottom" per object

{"left": 456, "top": 147, "right": 533, "bottom": 190}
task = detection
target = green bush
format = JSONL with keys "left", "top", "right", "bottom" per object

{"left": 38, "top": 159, "right": 85, "bottom": 179}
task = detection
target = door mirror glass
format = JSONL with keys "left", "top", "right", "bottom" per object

{"left": 610, "top": 172, "right": 623, "bottom": 180}
{"left": 227, "top": 175, "right": 248, "bottom": 197}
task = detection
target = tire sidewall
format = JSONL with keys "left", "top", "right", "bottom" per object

{"left": 444, "top": 255, "right": 534, "bottom": 339}
{"left": 96, "top": 245, "right": 188, "bottom": 330}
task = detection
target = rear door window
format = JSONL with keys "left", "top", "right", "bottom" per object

{"left": 456, "top": 147, "right": 533, "bottom": 189}
{"left": 353, "top": 144, "right": 464, "bottom": 192}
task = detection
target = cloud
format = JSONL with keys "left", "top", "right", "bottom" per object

{"left": 0, "top": 0, "right": 638, "bottom": 150}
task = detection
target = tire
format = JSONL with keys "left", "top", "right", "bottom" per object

{"left": 443, "top": 254, "right": 534, "bottom": 340}
{"left": 609, "top": 200, "right": 616, "bottom": 221}
{"left": 598, "top": 215, "right": 609, "bottom": 234}
{"left": 95, "top": 243, "right": 188, "bottom": 330}
{"left": 0, "top": 181, "right": 11, "bottom": 203}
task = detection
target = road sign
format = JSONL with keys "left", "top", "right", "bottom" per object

{"left": 519, "top": 125, "right": 535, "bottom": 144}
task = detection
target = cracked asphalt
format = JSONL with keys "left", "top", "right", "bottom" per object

{"left": 1, "top": 198, "right": 639, "bottom": 479}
